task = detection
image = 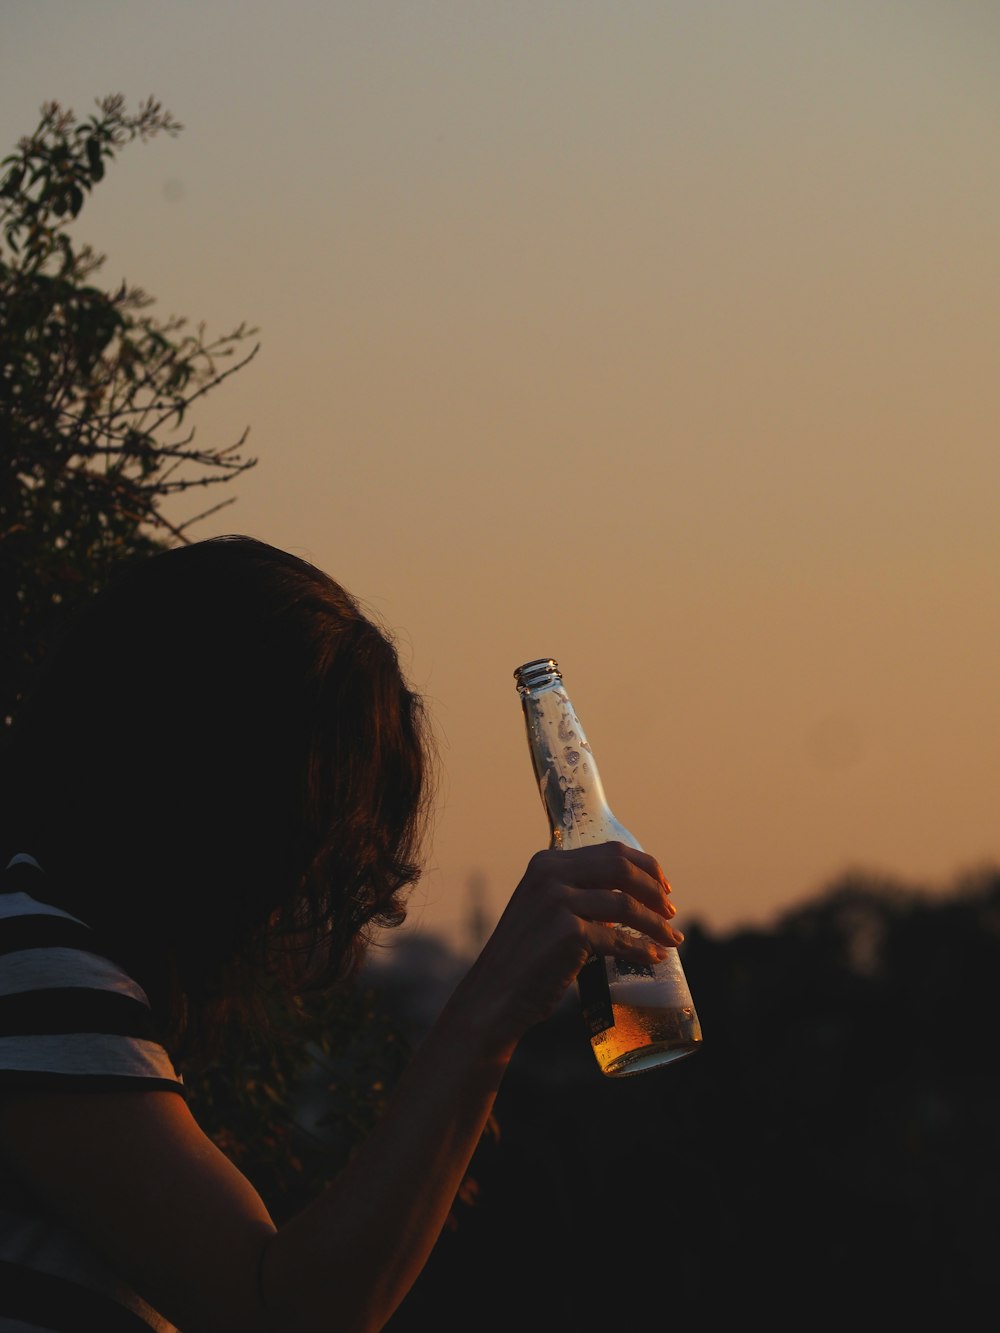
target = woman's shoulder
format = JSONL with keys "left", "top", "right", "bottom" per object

{"left": 0, "top": 854, "right": 184, "bottom": 1095}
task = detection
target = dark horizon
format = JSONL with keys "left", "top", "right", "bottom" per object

{"left": 271, "top": 863, "right": 1000, "bottom": 1326}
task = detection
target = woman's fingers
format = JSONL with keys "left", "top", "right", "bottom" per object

{"left": 587, "top": 921, "right": 677, "bottom": 967}
{"left": 465, "top": 842, "right": 687, "bottom": 1044}
{"left": 583, "top": 897, "right": 685, "bottom": 950}
{"left": 539, "top": 842, "right": 673, "bottom": 909}
{"left": 518, "top": 843, "right": 684, "bottom": 950}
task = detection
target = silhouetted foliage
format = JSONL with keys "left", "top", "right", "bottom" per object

{"left": 371, "top": 866, "right": 1000, "bottom": 1329}
{"left": 0, "top": 95, "right": 258, "bottom": 730}
{"left": 180, "top": 982, "right": 414, "bottom": 1225}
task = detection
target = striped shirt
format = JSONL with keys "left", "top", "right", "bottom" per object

{"left": 0, "top": 855, "right": 184, "bottom": 1332}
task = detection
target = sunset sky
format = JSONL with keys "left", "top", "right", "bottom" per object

{"left": 4, "top": 1, "right": 999, "bottom": 952}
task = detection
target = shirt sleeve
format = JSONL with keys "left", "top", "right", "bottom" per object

{"left": 0, "top": 876, "right": 184, "bottom": 1096}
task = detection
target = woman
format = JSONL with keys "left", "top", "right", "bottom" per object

{"left": 0, "top": 535, "right": 683, "bottom": 1332}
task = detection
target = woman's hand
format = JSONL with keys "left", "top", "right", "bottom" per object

{"left": 451, "top": 842, "right": 684, "bottom": 1054}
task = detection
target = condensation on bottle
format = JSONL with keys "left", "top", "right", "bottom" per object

{"left": 513, "top": 657, "right": 703, "bottom": 1077}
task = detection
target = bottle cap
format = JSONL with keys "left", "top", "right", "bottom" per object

{"left": 513, "top": 658, "right": 562, "bottom": 692}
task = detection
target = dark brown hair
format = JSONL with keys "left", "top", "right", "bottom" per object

{"left": 2, "top": 536, "right": 434, "bottom": 1057}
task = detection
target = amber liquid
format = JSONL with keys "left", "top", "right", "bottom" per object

{"left": 591, "top": 998, "right": 703, "bottom": 1077}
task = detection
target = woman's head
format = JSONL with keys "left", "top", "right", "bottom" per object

{"left": 4, "top": 536, "right": 434, "bottom": 1049}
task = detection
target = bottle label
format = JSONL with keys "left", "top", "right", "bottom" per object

{"left": 577, "top": 953, "right": 614, "bottom": 1037}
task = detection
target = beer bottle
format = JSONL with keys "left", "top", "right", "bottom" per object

{"left": 513, "top": 657, "right": 703, "bottom": 1076}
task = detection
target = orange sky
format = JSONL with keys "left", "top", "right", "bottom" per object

{"left": 4, "top": 1, "right": 999, "bottom": 951}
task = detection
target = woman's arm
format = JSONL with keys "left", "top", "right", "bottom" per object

{"left": 0, "top": 843, "right": 680, "bottom": 1333}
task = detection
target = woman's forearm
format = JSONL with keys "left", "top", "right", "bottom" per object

{"left": 259, "top": 976, "right": 515, "bottom": 1333}
{"left": 258, "top": 845, "right": 678, "bottom": 1332}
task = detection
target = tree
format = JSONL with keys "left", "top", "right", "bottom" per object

{"left": 0, "top": 94, "right": 259, "bottom": 730}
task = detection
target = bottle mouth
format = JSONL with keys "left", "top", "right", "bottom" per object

{"left": 513, "top": 658, "right": 562, "bottom": 692}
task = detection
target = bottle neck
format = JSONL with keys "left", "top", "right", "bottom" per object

{"left": 515, "top": 659, "right": 635, "bottom": 849}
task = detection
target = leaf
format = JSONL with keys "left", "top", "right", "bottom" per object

{"left": 1, "top": 163, "right": 25, "bottom": 197}
{"left": 84, "top": 136, "right": 105, "bottom": 182}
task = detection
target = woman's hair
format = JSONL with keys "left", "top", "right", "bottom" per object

{"left": 2, "top": 536, "right": 434, "bottom": 1057}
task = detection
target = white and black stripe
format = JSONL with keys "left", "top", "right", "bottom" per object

{"left": 0, "top": 855, "right": 183, "bottom": 1331}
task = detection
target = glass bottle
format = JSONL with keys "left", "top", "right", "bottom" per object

{"left": 513, "top": 657, "right": 703, "bottom": 1076}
